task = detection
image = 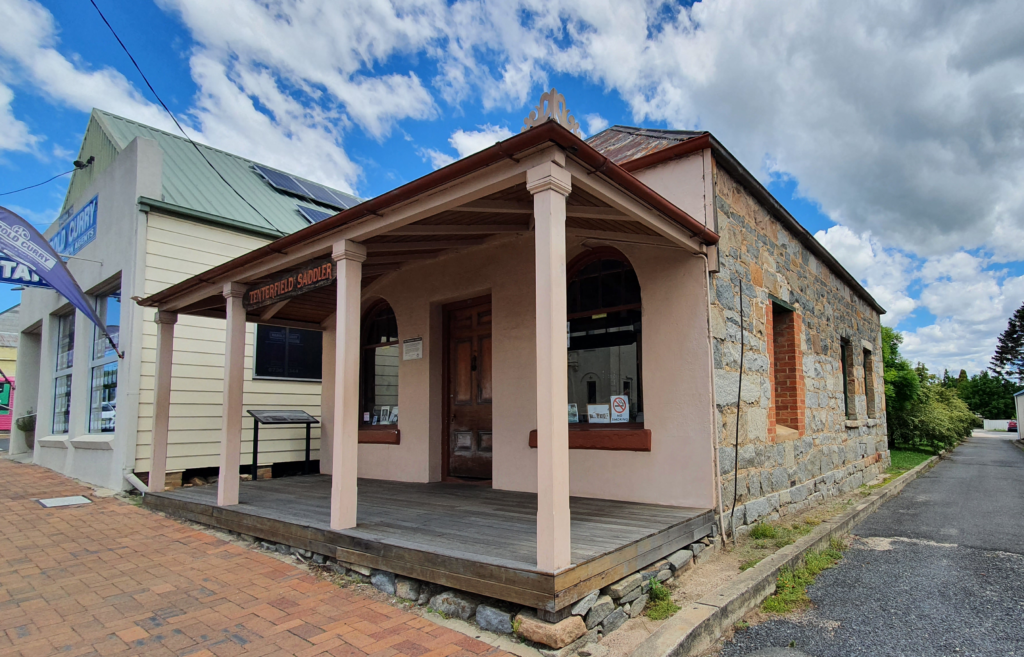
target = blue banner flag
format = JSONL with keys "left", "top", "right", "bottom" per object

{"left": 0, "top": 205, "right": 120, "bottom": 357}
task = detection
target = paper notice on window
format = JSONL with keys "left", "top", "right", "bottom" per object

{"left": 403, "top": 337, "right": 423, "bottom": 360}
{"left": 610, "top": 395, "right": 629, "bottom": 422}
{"left": 568, "top": 403, "right": 579, "bottom": 423}
{"left": 587, "top": 404, "right": 611, "bottom": 424}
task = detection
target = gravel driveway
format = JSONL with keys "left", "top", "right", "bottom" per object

{"left": 720, "top": 432, "right": 1024, "bottom": 657}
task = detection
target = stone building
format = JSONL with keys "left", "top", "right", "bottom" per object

{"left": 128, "top": 92, "right": 887, "bottom": 629}
{"left": 589, "top": 126, "right": 889, "bottom": 529}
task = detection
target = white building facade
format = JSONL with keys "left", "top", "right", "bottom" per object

{"left": 11, "top": 110, "right": 355, "bottom": 490}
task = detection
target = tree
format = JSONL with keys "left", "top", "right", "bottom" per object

{"left": 881, "top": 326, "right": 920, "bottom": 446}
{"left": 958, "top": 371, "right": 1018, "bottom": 419}
{"left": 990, "top": 302, "right": 1024, "bottom": 384}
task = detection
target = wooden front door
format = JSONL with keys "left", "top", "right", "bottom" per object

{"left": 444, "top": 297, "right": 493, "bottom": 480}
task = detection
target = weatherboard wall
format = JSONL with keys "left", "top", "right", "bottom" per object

{"left": 135, "top": 212, "right": 324, "bottom": 474}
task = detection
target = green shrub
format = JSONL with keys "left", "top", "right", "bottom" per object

{"left": 644, "top": 579, "right": 680, "bottom": 620}
{"left": 749, "top": 523, "right": 777, "bottom": 540}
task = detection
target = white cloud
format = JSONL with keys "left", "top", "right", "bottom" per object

{"left": 815, "top": 226, "right": 916, "bottom": 326}
{"left": 421, "top": 147, "right": 455, "bottom": 170}
{"left": 584, "top": 113, "right": 609, "bottom": 136}
{"left": 0, "top": 0, "right": 172, "bottom": 131}
{"left": 448, "top": 124, "right": 513, "bottom": 158}
{"left": 0, "top": 82, "right": 37, "bottom": 154}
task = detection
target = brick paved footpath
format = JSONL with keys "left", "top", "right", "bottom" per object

{"left": 0, "top": 459, "right": 511, "bottom": 657}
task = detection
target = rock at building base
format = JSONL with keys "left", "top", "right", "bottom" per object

{"left": 339, "top": 561, "right": 372, "bottom": 577}
{"left": 601, "top": 608, "right": 628, "bottom": 633}
{"left": 312, "top": 553, "right": 328, "bottom": 565}
{"left": 603, "top": 574, "right": 642, "bottom": 600}
{"left": 371, "top": 570, "right": 396, "bottom": 595}
{"left": 571, "top": 590, "right": 600, "bottom": 616}
{"left": 328, "top": 562, "right": 347, "bottom": 576}
{"left": 629, "top": 594, "right": 648, "bottom": 618}
{"left": 515, "top": 613, "right": 587, "bottom": 649}
{"left": 585, "top": 595, "right": 615, "bottom": 629}
{"left": 578, "top": 644, "right": 609, "bottom": 657}
{"left": 395, "top": 576, "right": 420, "bottom": 601}
{"left": 429, "top": 591, "right": 480, "bottom": 620}
{"left": 667, "top": 549, "right": 694, "bottom": 573}
{"left": 476, "top": 605, "right": 513, "bottom": 634}
{"left": 417, "top": 583, "right": 443, "bottom": 606}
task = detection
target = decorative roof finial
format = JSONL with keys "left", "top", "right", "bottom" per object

{"left": 521, "top": 88, "right": 581, "bottom": 137}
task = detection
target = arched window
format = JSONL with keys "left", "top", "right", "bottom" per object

{"left": 566, "top": 250, "right": 643, "bottom": 425}
{"left": 360, "top": 302, "right": 399, "bottom": 426}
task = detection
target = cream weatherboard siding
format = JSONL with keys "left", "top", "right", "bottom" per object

{"left": 135, "top": 213, "right": 323, "bottom": 474}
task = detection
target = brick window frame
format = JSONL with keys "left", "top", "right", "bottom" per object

{"left": 768, "top": 299, "right": 805, "bottom": 440}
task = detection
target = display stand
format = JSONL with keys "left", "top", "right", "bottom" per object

{"left": 246, "top": 410, "right": 320, "bottom": 477}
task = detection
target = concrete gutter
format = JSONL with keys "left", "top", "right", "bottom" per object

{"left": 631, "top": 452, "right": 944, "bottom": 657}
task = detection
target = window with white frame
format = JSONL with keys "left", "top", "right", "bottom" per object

{"left": 53, "top": 312, "right": 75, "bottom": 434}
{"left": 88, "top": 291, "right": 120, "bottom": 433}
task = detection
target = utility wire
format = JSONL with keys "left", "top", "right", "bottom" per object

{"left": 88, "top": 0, "right": 286, "bottom": 237}
{"left": 0, "top": 169, "right": 76, "bottom": 196}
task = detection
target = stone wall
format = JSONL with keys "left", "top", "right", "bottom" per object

{"left": 710, "top": 166, "right": 889, "bottom": 529}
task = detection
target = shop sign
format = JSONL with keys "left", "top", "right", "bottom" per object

{"left": 244, "top": 258, "right": 335, "bottom": 310}
{"left": 49, "top": 196, "right": 97, "bottom": 256}
{"left": 0, "top": 258, "right": 53, "bottom": 288}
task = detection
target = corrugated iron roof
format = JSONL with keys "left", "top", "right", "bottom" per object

{"left": 586, "top": 126, "right": 706, "bottom": 166}
{"left": 63, "top": 109, "right": 362, "bottom": 236}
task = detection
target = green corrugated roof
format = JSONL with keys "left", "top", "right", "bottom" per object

{"left": 62, "top": 109, "right": 360, "bottom": 236}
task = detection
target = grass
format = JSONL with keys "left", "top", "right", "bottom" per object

{"left": 739, "top": 557, "right": 762, "bottom": 571}
{"left": 887, "top": 447, "right": 936, "bottom": 475}
{"left": 644, "top": 579, "right": 680, "bottom": 620}
{"left": 747, "top": 520, "right": 816, "bottom": 549}
{"left": 760, "top": 537, "right": 846, "bottom": 614}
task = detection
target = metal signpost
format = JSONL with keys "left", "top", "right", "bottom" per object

{"left": 246, "top": 410, "right": 320, "bottom": 477}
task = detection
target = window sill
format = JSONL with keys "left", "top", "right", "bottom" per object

{"left": 70, "top": 435, "right": 115, "bottom": 450}
{"left": 37, "top": 435, "right": 69, "bottom": 449}
{"left": 529, "top": 425, "right": 651, "bottom": 451}
{"left": 359, "top": 427, "right": 400, "bottom": 445}
{"left": 845, "top": 419, "right": 880, "bottom": 429}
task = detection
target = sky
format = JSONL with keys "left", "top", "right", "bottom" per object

{"left": 0, "top": 0, "right": 1022, "bottom": 376}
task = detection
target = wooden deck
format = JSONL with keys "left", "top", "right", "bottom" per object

{"left": 145, "top": 476, "right": 714, "bottom": 612}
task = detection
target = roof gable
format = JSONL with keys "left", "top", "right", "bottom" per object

{"left": 59, "top": 109, "right": 361, "bottom": 237}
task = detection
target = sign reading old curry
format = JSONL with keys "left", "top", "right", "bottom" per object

{"left": 244, "top": 258, "right": 334, "bottom": 310}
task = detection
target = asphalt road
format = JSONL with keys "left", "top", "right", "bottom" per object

{"left": 721, "top": 432, "right": 1024, "bottom": 657}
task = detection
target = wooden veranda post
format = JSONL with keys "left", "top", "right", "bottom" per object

{"left": 331, "top": 241, "right": 366, "bottom": 530}
{"left": 149, "top": 311, "right": 177, "bottom": 492}
{"left": 217, "top": 283, "right": 247, "bottom": 507}
{"left": 528, "top": 161, "right": 573, "bottom": 572}
{"left": 320, "top": 313, "right": 336, "bottom": 474}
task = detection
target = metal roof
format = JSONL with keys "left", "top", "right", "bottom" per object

{"left": 587, "top": 125, "right": 886, "bottom": 315}
{"left": 64, "top": 109, "right": 361, "bottom": 237}
{"left": 587, "top": 126, "right": 706, "bottom": 166}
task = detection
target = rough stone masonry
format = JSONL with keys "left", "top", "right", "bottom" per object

{"left": 710, "top": 165, "right": 889, "bottom": 530}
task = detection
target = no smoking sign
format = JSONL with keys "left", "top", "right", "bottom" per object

{"left": 610, "top": 395, "right": 629, "bottom": 422}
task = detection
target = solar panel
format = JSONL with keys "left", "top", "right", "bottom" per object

{"left": 253, "top": 164, "right": 358, "bottom": 211}
{"left": 297, "top": 206, "right": 333, "bottom": 224}
{"left": 253, "top": 164, "right": 313, "bottom": 198}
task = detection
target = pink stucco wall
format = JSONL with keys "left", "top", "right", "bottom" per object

{"left": 354, "top": 233, "right": 716, "bottom": 508}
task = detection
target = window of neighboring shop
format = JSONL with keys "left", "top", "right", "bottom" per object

{"left": 566, "top": 250, "right": 643, "bottom": 425}
{"left": 360, "top": 302, "right": 399, "bottom": 426}
{"left": 253, "top": 325, "right": 323, "bottom": 380}
{"left": 89, "top": 292, "right": 120, "bottom": 433}
{"left": 53, "top": 312, "right": 75, "bottom": 434}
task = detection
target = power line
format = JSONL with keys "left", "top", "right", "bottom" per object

{"left": 0, "top": 169, "right": 75, "bottom": 196}
{"left": 88, "top": 0, "right": 286, "bottom": 237}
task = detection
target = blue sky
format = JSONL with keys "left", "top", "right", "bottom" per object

{"left": 1, "top": 0, "right": 1023, "bottom": 374}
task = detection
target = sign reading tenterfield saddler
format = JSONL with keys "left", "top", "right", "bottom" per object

{"left": 244, "top": 259, "right": 335, "bottom": 310}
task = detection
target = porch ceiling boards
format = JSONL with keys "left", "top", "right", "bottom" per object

{"left": 173, "top": 183, "right": 660, "bottom": 327}
{"left": 145, "top": 476, "right": 714, "bottom": 612}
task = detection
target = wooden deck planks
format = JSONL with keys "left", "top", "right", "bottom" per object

{"left": 147, "top": 475, "right": 713, "bottom": 611}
